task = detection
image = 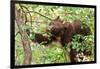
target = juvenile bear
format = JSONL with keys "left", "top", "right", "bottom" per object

{"left": 33, "top": 16, "right": 91, "bottom": 62}
{"left": 48, "top": 16, "right": 91, "bottom": 46}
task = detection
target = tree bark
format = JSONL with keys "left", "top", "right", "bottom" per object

{"left": 15, "top": 6, "right": 32, "bottom": 65}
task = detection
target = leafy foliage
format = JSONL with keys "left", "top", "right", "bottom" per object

{"left": 15, "top": 4, "right": 95, "bottom": 65}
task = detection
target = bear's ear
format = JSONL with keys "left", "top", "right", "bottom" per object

{"left": 54, "top": 16, "right": 60, "bottom": 21}
{"left": 54, "top": 16, "right": 64, "bottom": 23}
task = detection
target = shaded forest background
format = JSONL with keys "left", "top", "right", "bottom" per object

{"left": 15, "top": 4, "right": 95, "bottom": 65}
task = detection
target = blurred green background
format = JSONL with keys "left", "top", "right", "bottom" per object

{"left": 15, "top": 4, "right": 95, "bottom": 65}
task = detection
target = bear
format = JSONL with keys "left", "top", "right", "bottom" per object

{"left": 32, "top": 16, "right": 92, "bottom": 62}
{"left": 48, "top": 16, "right": 91, "bottom": 46}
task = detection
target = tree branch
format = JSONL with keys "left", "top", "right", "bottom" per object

{"left": 15, "top": 6, "right": 32, "bottom": 65}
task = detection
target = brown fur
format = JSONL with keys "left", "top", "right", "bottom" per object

{"left": 48, "top": 16, "right": 91, "bottom": 46}
{"left": 48, "top": 16, "right": 91, "bottom": 62}
{"left": 33, "top": 16, "right": 91, "bottom": 62}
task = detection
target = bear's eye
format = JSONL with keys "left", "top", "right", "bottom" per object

{"left": 51, "top": 28, "right": 62, "bottom": 36}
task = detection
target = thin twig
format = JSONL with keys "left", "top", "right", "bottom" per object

{"left": 19, "top": 4, "right": 27, "bottom": 24}
{"left": 26, "top": 11, "right": 52, "bottom": 20}
{"left": 19, "top": 4, "right": 32, "bottom": 26}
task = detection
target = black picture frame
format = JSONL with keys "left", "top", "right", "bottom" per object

{"left": 10, "top": 0, "right": 97, "bottom": 69}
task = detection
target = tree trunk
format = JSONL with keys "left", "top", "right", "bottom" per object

{"left": 15, "top": 6, "right": 32, "bottom": 65}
